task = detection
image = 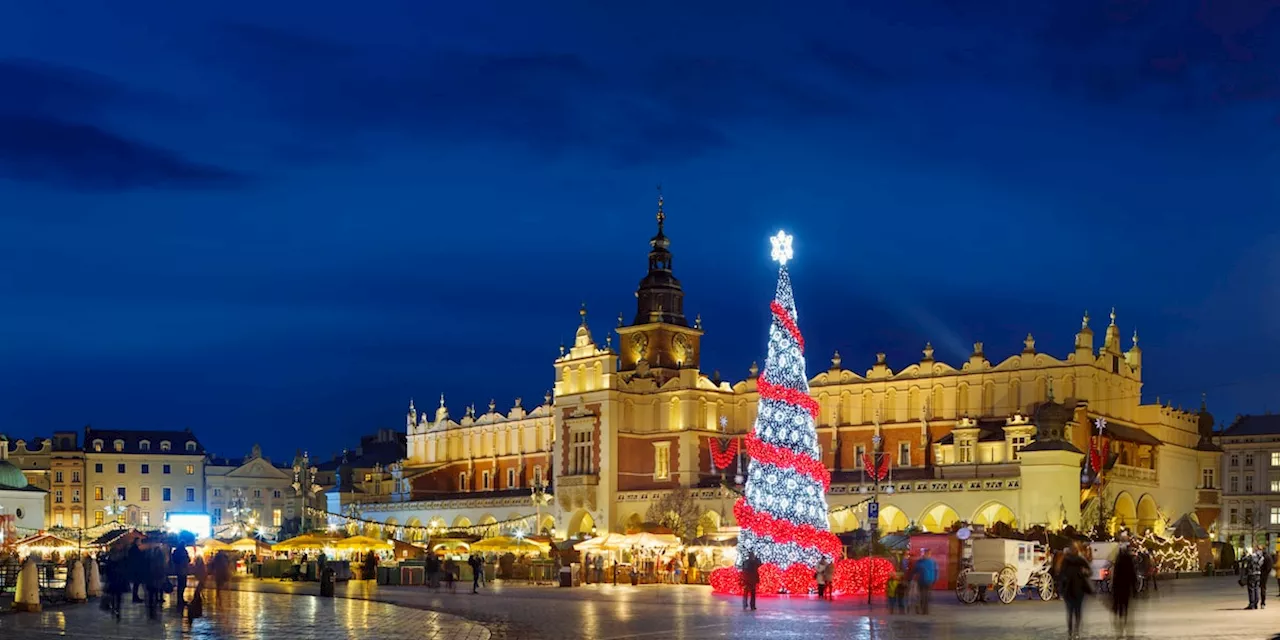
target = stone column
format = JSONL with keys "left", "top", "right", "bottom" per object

{"left": 66, "top": 558, "right": 87, "bottom": 603}
{"left": 14, "top": 557, "right": 41, "bottom": 612}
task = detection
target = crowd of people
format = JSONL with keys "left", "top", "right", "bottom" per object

{"left": 98, "top": 537, "right": 233, "bottom": 622}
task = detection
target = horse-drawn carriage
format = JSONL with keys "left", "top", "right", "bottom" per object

{"left": 956, "top": 538, "right": 1056, "bottom": 604}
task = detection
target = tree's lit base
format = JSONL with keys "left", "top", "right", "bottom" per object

{"left": 710, "top": 557, "right": 895, "bottom": 596}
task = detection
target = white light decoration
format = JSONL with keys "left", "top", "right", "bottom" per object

{"left": 770, "top": 230, "right": 794, "bottom": 266}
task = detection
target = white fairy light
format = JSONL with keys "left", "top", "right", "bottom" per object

{"left": 770, "top": 230, "right": 794, "bottom": 265}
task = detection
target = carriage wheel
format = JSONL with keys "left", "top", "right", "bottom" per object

{"left": 996, "top": 566, "right": 1019, "bottom": 604}
{"left": 956, "top": 569, "right": 978, "bottom": 604}
{"left": 1037, "top": 575, "right": 1056, "bottom": 600}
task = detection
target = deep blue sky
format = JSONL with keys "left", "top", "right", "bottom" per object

{"left": 1, "top": 1, "right": 1277, "bottom": 462}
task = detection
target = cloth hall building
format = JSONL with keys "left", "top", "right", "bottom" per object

{"left": 348, "top": 200, "right": 1220, "bottom": 542}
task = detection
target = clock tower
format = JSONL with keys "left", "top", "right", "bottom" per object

{"left": 615, "top": 194, "right": 703, "bottom": 379}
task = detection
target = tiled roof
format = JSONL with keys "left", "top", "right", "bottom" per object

{"left": 83, "top": 429, "right": 205, "bottom": 455}
{"left": 1222, "top": 414, "right": 1280, "bottom": 437}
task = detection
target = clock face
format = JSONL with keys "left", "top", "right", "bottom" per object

{"left": 672, "top": 334, "right": 689, "bottom": 360}
{"left": 631, "top": 333, "right": 648, "bottom": 357}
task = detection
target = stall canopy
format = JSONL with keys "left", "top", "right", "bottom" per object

{"left": 621, "top": 532, "right": 682, "bottom": 549}
{"left": 274, "top": 534, "right": 338, "bottom": 551}
{"left": 573, "top": 532, "right": 630, "bottom": 551}
{"left": 334, "top": 535, "right": 394, "bottom": 551}
{"left": 231, "top": 537, "right": 273, "bottom": 553}
{"left": 470, "top": 536, "right": 551, "bottom": 554}
{"left": 1171, "top": 514, "right": 1210, "bottom": 540}
{"left": 198, "top": 538, "right": 234, "bottom": 552}
{"left": 16, "top": 532, "right": 80, "bottom": 554}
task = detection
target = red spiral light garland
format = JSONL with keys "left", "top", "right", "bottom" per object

{"left": 734, "top": 499, "right": 842, "bottom": 557}
{"left": 769, "top": 300, "right": 804, "bottom": 352}
{"left": 757, "top": 374, "right": 821, "bottom": 419}
{"left": 710, "top": 557, "right": 897, "bottom": 596}
{"left": 746, "top": 434, "right": 831, "bottom": 490}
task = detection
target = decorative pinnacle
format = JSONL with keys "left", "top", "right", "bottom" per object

{"left": 770, "top": 230, "right": 793, "bottom": 266}
{"left": 1082, "top": 310, "right": 1090, "bottom": 330}
{"left": 439, "top": 393, "right": 445, "bottom": 408}
{"left": 1132, "top": 328, "right": 1139, "bottom": 347}
{"left": 580, "top": 303, "right": 587, "bottom": 326}
{"left": 1110, "top": 307, "right": 1116, "bottom": 326}
{"left": 656, "top": 184, "right": 664, "bottom": 226}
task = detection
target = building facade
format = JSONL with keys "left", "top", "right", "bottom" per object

{"left": 206, "top": 444, "right": 296, "bottom": 539}
{"left": 83, "top": 428, "right": 206, "bottom": 528}
{"left": 348, "top": 198, "right": 1219, "bottom": 542}
{"left": 0, "top": 435, "right": 47, "bottom": 536}
{"left": 6, "top": 431, "right": 86, "bottom": 529}
{"left": 1217, "top": 415, "right": 1280, "bottom": 551}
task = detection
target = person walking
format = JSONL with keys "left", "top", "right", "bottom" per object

{"left": 1259, "top": 545, "right": 1275, "bottom": 608}
{"left": 171, "top": 542, "right": 190, "bottom": 608}
{"left": 1111, "top": 537, "right": 1138, "bottom": 634}
{"left": 468, "top": 552, "right": 483, "bottom": 594}
{"left": 913, "top": 549, "right": 938, "bottom": 615}
{"left": 814, "top": 558, "right": 829, "bottom": 599}
{"left": 1057, "top": 543, "right": 1093, "bottom": 639}
{"left": 103, "top": 550, "right": 129, "bottom": 621}
{"left": 741, "top": 552, "right": 761, "bottom": 611}
{"left": 1242, "top": 545, "right": 1263, "bottom": 609}
{"left": 128, "top": 539, "right": 147, "bottom": 603}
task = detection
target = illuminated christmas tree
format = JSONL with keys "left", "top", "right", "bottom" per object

{"left": 734, "top": 231, "right": 840, "bottom": 573}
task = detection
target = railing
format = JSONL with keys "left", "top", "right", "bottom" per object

{"left": 1110, "top": 464, "right": 1157, "bottom": 483}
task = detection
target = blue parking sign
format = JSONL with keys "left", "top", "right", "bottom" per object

{"left": 868, "top": 500, "right": 879, "bottom": 519}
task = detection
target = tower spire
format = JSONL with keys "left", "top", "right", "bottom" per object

{"left": 656, "top": 183, "right": 665, "bottom": 231}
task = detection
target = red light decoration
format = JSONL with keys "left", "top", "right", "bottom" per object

{"left": 757, "top": 374, "right": 821, "bottom": 419}
{"left": 711, "top": 557, "right": 897, "bottom": 596}
{"left": 745, "top": 434, "right": 831, "bottom": 490}
{"left": 710, "top": 437, "right": 739, "bottom": 470}
{"left": 861, "top": 453, "right": 890, "bottom": 482}
{"left": 769, "top": 300, "right": 804, "bottom": 352}
{"left": 734, "top": 499, "right": 842, "bottom": 557}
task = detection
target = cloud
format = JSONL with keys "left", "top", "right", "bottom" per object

{"left": 0, "top": 58, "right": 128, "bottom": 118}
{"left": 0, "top": 115, "right": 247, "bottom": 191}
{"left": 199, "top": 22, "right": 858, "bottom": 166}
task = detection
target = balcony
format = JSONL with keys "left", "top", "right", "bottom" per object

{"left": 1109, "top": 464, "right": 1157, "bottom": 485}
{"left": 557, "top": 474, "right": 598, "bottom": 488}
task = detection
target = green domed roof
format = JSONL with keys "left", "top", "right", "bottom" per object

{"left": 0, "top": 461, "right": 28, "bottom": 489}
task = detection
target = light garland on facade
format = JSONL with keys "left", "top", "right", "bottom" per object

{"left": 710, "top": 438, "right": 739, "bottom": 470}
{"left": 305, "top": 507, "right": 536, "bottom": 537}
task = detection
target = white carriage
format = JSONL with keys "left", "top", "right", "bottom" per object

{"left": 956, "top": 538, "right": 1056, "bottom": 604}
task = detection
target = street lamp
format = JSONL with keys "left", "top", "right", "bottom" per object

{"left": 531, "top": 479, "right": 552, "bottom": 536}
{"left": 105, "top": 495, "right": 125, "bottom": 525}
{"left": 863, "top": 433, "right": 894, "bottom": 605}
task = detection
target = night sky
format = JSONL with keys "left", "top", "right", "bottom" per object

{"left": 2, "top": 1, "right": 1277, "bottom": 462}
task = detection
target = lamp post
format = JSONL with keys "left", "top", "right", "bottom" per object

{"left": 860, "top": 433, "right": 895, "bottom": 605}
{"left": 531, "top": 480, "right": 552, "bottom": 537}
{"left": 105, "top": 495, "right": 125, "bottom": 526}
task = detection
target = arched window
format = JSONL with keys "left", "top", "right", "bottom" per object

{"left": 92, "top": 439, "right": 104, "bottom": 452}
{"left": 160, "top": 441, "right": 171, "bottom": 451}
{"left": 139, "top": 440, "right": 151, "bottom": 451}
{"left": 113, "top": 440, "right": 125, "bottom": 452}
{"left": 185, "top": 441, "right": 197, "bottom": 452}
{"left": 956, "top": 384, "right": 970, "bottom": 416}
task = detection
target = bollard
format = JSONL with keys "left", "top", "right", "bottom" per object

{"left": 13, "top": 557, "right": 42, "bottom": 612}
{"left": 87, "top": 557, "right": 102, "bottom": 598}
{"left": 66, "top": 559, "right": 88, "bottom": 603}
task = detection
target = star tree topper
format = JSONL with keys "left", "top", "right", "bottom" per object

{"left": 770, "top": 230, "right": 793, "bottom": 265}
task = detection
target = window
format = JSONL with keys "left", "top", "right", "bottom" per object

{"left": 1230, "top": 475, "right": 1239, "bottom": 493}
{"left": 482, "top": 470, "right": 491, "bottom": 490}
{"left": 958, "top": 441, "right": 974, "bottom": 464}
{"left": 141, "top": 464, "right": 149, "bottom": 474}
{"left": 570, "top": 428, "right": 594, "bottom": 474}
{"left": 94, "top": 486, "right": 104, "bottom": 501}
{"left": 72, "top": 489, "right": 80, "bottom": 503}
{"left": 1273, "top": 452, "right": 1280, "bottom": 467}
{"left": 253, "top": 489, "right": 262, "bottom": 498}
{"left": 141, "top": 512, "right": 150, "bottom": 526}
{"left": 185, "top": 487, "right": 195, "bottom": 502}
{"left": 855, "top": 445, "right": 866, "bottom": 461}
{"left": 1272, "top": 507, "right": 1280, "bottom": 526}
{"left": 458, "top": 472, "right": 468, "bottom": 489}
{"left": 160, "top": 441, "right": 171, "bottom": 451}
{"left": 162, "top": 487, "right": 172, "bottom": 501}
{"left": 116, "top": 487, "right": 126, "bottom": 500}
{"left": 54, "top": 512, "right": 64, "bottom": 527}
{"left": 533, "top": 466, "right": 543, "bottom": 485}
{"left": 94, "top": 463, "right": 103, "bottom": 473}
{"left": 213, "top": 488, "right": 221, "bottom": 497}
{"left": 139, "top": 440, "right": 150, "bottom": 451}
{"left": 71, "top": 512, "right": 80, "bottom": 527}
{"left": 55, "top": 471, "right": 64, "bottom": 483}
{"left": 1246, "top": 476, "right": 1255, "bottom": 493}
{"left": 54, "top": 489, "right": 64, "bottom": 503}
{"left": 141, "top": 487, "right": 150, "bottom": 502}
{"left": 1011, "top": 436, "right": 1029, "bottom": 460}
{"left": 1229, "top": 508, "right": 1238, "bottom": 525}
{"left": 185, "top": 441, "right": 197, "bottom": 452}
{"left": 1231, "top": 454, "right": 1239, "bottom": 467}
{"left": 113, "top": 439, "right": 124, "bottom": 452}
{"left": 95, "top": 511, "right": 104, "bottom": 526}
{"left": 653, "top": 442, "right": 671, "bottom": 480}
{"left": 185, "top": 464, "right": 194, "bottom": 475}
{"left": 92, "top": 439, "right": 103, "bottom": 452}
{"left": 1271, "top": 479, "right": 1280, "bottom": 493}
{"left": 507, "top": 468, "right": 516, "bottom": 488}
{"left": 1245, "top": 508, "right": 1254, "bottom": 525}
{"left": 273, "top": 509, "right": 282, "bottom": 527}
{"left": 1245, "top": 453, "right": 1254, "bottom": 467}
{"left": 272, "top": 490, "right": 281, "bottom": 499}
{"left": 213, "top": 508, "right": 222, "bottom": 523}
{"left": 899, "top": 442, "right": 911, "bottom": 466}
{"left": 163, "top": 464, "right": 171, "bottom": 474}
{"left": 71, "top": 471, "right": 80, "bottom": 483}
{"left": 115, "top": 463, "right": 125, "bottom": 474}
{"left": 1202, "top": 468, "right": 1216, "bottom": 489}
{"left": 364, "top": 473, "right": 372, "bottom": 482}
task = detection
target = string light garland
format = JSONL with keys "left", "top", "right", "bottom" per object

{"left": 710, "top": 556, "right": 895, "bottom": 597}
{"left": 710, "top": 438, "right": 740, "bottom": 470}
{"left": 745, "top": 434, "right": 831, "bottom": 490}
{"left": 861, "top": 453, "right": 890, "bottom": 482}
{"left": 757, "top": 374, "right": 821, "bottom": 419}
{"left": 306, "top": 507, "right": 536, "bottom": 537}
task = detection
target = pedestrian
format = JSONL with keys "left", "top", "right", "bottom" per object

{"left": 443, "top": 557, "right": 457, "bottom": 593}
{"left": 821, "top": 558, "right": 835, "bottom": 600}
{"left": 595, "top": 553, "right": 605, "bottom": 584}
{"left": 103, "top": 550, "right": 129, "bottom": 621}
{"left": 1240, "top": 545, "right": 1263, "bottom": 609}
{"left": 885, "top": 571, "right": 901, "bottom": 613}
{"left": 913, "top": 548, "right": 938, "bottom": 614}
{"left": 468, "top": 552, "right": 483, "bottom": 594}
{"left": 426, "top": 553, "right": 441, "bottom": 589}
{"left": 814, "top": 557, "right": 829, "bottom": 599}
{"left": 364, "top": 550, "right": 378, "bottom": 582}
{"left": 144, "top": 547, "right": 166, "bottom": 620}
{"left": 1057, "top": 543, "right": 1093, "bottom": 639}
{"left": 1111, "top": 536, "right": 1138, "bottom": 634}
{"left": 128, "top": 539, "right": 146, "bottom": 603}
{"left": 740, "top": 552, "right": 761, "bottom": 611}
{"left": 1259, "top": 545, "right": 1275, "bottom": 609}
{"left": 171, "top": 542, "right": 190, "bottom": 607}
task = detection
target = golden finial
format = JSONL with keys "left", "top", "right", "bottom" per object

{"left": 656, "top": 183, "right": 665, "bottom": 226}
{"left": 1109, "top": 307, "right": 1116, "bottom": 326}
{"left": 580, "top": 302, "right": 587, "bottom": 326}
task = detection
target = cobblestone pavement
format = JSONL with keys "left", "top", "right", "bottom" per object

{"left": 0, "top": 587, "right": 490, "bottom": 639}
{"left": 232, "top": 575, "right": 1280, "bottom": 640}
